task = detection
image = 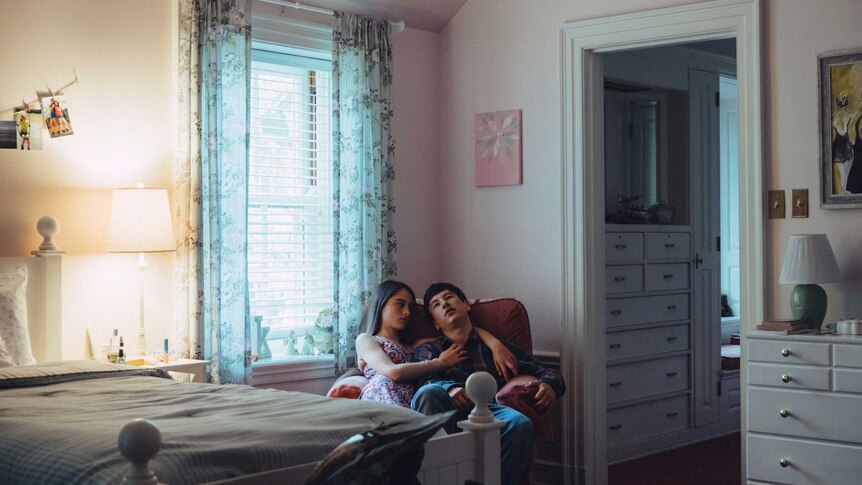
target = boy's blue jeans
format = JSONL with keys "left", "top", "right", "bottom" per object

{"left": 411, "top": 382, "right": 533, "bottom": 485}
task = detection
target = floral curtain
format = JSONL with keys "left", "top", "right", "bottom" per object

{"left": 331, "top": 12, "right": 397, "bottom": 374}
{"left": 174, "top": 0, "right": 252, "bottom": 384}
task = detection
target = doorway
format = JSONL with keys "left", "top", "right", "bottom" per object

{"left": 559, "top": 2, "right": 763, "bottom": 485}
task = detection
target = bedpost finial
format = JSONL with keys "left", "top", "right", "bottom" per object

{"left": 118, "top": 418, "right": 162, "bottom": 485}
{"left": 465, "top": 371, "right": 496, "bottom": 424}
{"left": 36, "top": 215, "right": 59, "bottom": 251}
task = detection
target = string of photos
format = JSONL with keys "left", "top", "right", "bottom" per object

{"left": 1, "top": 70, "right": 79, "bottom": 151}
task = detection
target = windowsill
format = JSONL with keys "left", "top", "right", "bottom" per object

{"left": 252, "top": 354, "right": 335, "bottom": 385}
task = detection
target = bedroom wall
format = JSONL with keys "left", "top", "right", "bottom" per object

{"left": 437, "top": 0, "right": 862, "bottom": 355}
{"left": 0, "top": 0, "right": 175, "bottom": 359}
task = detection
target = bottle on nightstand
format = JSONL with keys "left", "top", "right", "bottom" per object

{"left": 117, "top": 337, "right": 126, "bottom": 364}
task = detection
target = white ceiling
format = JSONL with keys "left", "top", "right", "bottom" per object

{"left": 303, "top": 0, "right": 468, "bottom": 32}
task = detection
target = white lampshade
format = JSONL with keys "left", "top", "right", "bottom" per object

{"left": 107, "top": 187, "right": 174, "bottom": 253}
{"left": 778, "top": 234, "right": 841, "bottom": 285}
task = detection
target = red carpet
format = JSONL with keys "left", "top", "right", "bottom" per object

{"left": 608, "top": 433, "right": 741, "bottom": 485}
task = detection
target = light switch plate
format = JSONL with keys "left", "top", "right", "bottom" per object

{"left": 792, "top": 189, "right": 809, "bottom": 218}
{"left": 768, "top": 190, "right": 785, "bottom": 219}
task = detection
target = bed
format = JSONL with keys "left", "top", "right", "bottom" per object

{"left": 0, "top": 221, "right": 502, "bottom": 485}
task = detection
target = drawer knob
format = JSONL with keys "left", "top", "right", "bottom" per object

{"left": 781, "top": 348, "right": 792, "bottom": 357}
{"left": 615, "top": 244, "right": 627, "bottom": 249}
{"left": 666, "top": 372, "right": 679, "bottom": 377}
{"left": 779, "top": 459, "right": 790, "bottom": 468}
{"left": 609, "top": 381, "right": 622, "bottom": 388}
{"left": 666, "top": 336, "right": 678, "bottom": 342}
{"left": 610, "top": 310, "right": 622, "bottom": 316}
{"left": 609, "top": 343, "right": 621, "bottom": 349}
{"left": 614, "top": 276, "right": 626, "bottom": 282}
{"left": 779, "top": 409, "right": 791, "bottom": 418}
{"left": 666, "top": 411, "right": 678, "bottom": 418}
{"left": 666, "top": 305, "right": 678, "bottom": 310}
{"left": 781, "top": 374, "right": 792, "bottom": 383}
{"left": 610, "top": 424, "right": 622, "bottom": 431}
{"left": 664, "top": 243, "right": 675, "bottom": 248}
{"left": 663, "top": 274, "right": 674, "bottom": 279}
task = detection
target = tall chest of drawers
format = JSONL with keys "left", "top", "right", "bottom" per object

{"left": 605, "top": 225, "right": 694, "bottom": 462}
{"left": 746, "top": 333, "right": 862, "bottom": 484}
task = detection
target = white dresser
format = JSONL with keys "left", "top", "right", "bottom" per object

{"left": 746, "top": 332, "right": 862, "bottom": 484}
{"left": 605, "top": 225, "right": 695, "bottom": 462}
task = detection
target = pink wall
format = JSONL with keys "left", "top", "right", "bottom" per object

{"left": 391, "top": 28, "right": 444, "bottom": 294}
{"left": 435, "top": 0, "right": 862, "bottom": 353}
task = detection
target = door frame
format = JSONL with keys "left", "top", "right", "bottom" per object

{"left": 559, "top": 1, "right": 763, "bottom": 484}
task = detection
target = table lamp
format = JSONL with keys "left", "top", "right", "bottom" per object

{"left": 778, "top": 234, "right": 841, "bottom": 330}
{"left": 107, "top": 184, "right": 174, "bottom": 356}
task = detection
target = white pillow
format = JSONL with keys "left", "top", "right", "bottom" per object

{"left": 0, "top": 264, "right": 37, "bottom": 366}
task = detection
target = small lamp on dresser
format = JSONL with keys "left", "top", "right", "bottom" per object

{"left": 107, "top": 184, "right": 174, "bottom": 356}
{"left": 778, "top": 234, "right": 841, "bottom": 330}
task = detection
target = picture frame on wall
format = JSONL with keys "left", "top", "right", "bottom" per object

{"left": 819, "top": 48, "right": 862, "bottom": 208}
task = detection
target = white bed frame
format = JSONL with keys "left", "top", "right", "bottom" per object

{"left": 4, "top": 221, "right": 503, "bottom": 485}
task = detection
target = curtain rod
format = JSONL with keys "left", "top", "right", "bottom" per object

{"left": 258, "top": 0, "right": 405, "bottom": 32}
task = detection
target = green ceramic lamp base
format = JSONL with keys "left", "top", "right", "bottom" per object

{"left": 790, "top": 284, "right": 828, "bottom": 330}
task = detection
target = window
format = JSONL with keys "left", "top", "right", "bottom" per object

{"left": 249, "top": 42, "right": 334, "bottom": 360}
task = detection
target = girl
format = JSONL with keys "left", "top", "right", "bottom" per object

{"left": 356, "top": 280, "right": 517, "bottom": 407}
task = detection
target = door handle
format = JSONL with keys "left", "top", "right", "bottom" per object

{"left": 695, "top": 253, "right": 703, "bottom": 268}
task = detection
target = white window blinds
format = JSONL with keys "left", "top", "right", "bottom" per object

{"left": 249, "top": 44, "right": 334, "bottom": 346}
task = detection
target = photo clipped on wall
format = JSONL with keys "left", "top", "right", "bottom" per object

{"left": 13, "top": 104, "right": 43, "bottom": 150}
{"left": 39, "top": 93, "right": 73, "bottom": 138}
{"left": 0, "top": 121, "right": 16, "bottom": 149}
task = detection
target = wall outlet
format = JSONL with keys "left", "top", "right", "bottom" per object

{"left": 792, "top": 189, "right": 809, "bottom": 218}
{"left": 768, "top": 190, "right": 785, "bottom": 219}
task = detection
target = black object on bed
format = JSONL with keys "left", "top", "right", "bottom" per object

{"left": 306, "top": 410, "right": 455, "bottom": 485}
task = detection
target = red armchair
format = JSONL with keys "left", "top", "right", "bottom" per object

{"left": 326, "top": 297, "right": 553, "bottom": 436}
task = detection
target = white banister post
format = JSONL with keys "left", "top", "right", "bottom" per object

{"left": 458, "top": 371, "right": 504, "bottom": 485}
{"left": 118, "top": 419, "right": 164, "bottom": 485}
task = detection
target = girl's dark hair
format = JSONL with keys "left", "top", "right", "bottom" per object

{"left": 359, "top": 280, "right": 416, "bottom": 336}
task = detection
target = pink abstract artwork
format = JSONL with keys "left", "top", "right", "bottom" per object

{"left": 475, "top": 109, "right": 522, "bottom": 187}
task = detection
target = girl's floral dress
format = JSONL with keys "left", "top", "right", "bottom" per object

{"left": 359, "top": 336, "right": 416, "bottom": 407}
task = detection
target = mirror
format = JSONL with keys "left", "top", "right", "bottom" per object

{"left": 604, "top": 83, "right": 689, "bottom": 224}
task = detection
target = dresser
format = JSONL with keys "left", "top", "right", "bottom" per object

{"left": 605, "top": 225, "right": 695, "bottom": 462}
{"left": 746, "top": 332, "right": 862, "bottom": 484}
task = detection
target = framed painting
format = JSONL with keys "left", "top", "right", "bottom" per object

{"left": 475, "top": 109, "right": 522, "bottom": 187}
{"left": 819, "top": 48, "right": 862, "bottom": 208}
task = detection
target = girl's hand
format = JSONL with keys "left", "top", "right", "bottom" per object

{"left": 439, "top": 343, "right": 468, "bottom": 367}
{"left": 490, "top": 342, "right": 518, "bottom": 381}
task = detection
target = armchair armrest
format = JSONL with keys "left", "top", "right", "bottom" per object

{"left": 326, "top": 369, "right": 368, "bottom": 399}
{"left": 495, "top": 375, "right": 554, "bottom": 440}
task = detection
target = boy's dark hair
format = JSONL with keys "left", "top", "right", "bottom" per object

{"left": 422, "top": 282, "right": 467, "bottom": 317}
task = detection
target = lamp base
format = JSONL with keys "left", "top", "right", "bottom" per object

{"left": 790, "top": 284, "right": 828, "bottom": 330}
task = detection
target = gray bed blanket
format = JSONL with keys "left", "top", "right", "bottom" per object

{"left": 0, "top": 361, "right": 424, "bottom": 485}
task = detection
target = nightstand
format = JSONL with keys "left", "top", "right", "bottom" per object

{"left": 142, "top": 359, "right": 210, "bottom": 383}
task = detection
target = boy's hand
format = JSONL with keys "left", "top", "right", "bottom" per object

{"left": 448, "top": 386, "right": 474, "bottom": 412}
{"left": 527, "top": 380, "right": 556, "bottom": 412}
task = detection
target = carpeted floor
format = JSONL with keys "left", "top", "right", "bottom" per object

{"left": 608, "top": 433, "right": 741, "bottom": 485}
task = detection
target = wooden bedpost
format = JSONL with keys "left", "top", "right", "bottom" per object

{"left": 458, "top": 371, "right": 505, "bottom": 485}
{"left": 118, "top": 418, "right": 163, "bottom": 485}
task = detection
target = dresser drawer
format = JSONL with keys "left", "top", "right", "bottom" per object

{"left": 748, "top": 434, "right": 862, "bottom": 485}
{"left": 607, "top": 324, "right": 689, "bottom": 362}
{"left": 645, "top": 232, "right": 690, "bottom": 260}
{"left": 834, "top": 368, "right": 862, "bottom": 393}
{"left": 748, "top": 388, "right": 862, "bottom": 443}
{"left": 607, "top": 355, "right": 689, "bottom": 404}
{"left": 644, "top": 263, "right": 689, "bottom": 291}
{"left": 606, "top": 395, "right": 689, "bottom": 446}
{"left": 747, "top": 363, "right": 831, "bottom": 391}
{"left": 606, "top": 293, "right": 689, "bottom": 327}
{"left": 748, "top": 339, "right": 831, "bottom": 365}
{"left": 834, "top": 344, "right": 862, "bottom": 368}
{"left": 606, "top": 232, "right": 644, "bottom": 262}
{"left": 606, "top": 265, "right": 643, "bottom": 294}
